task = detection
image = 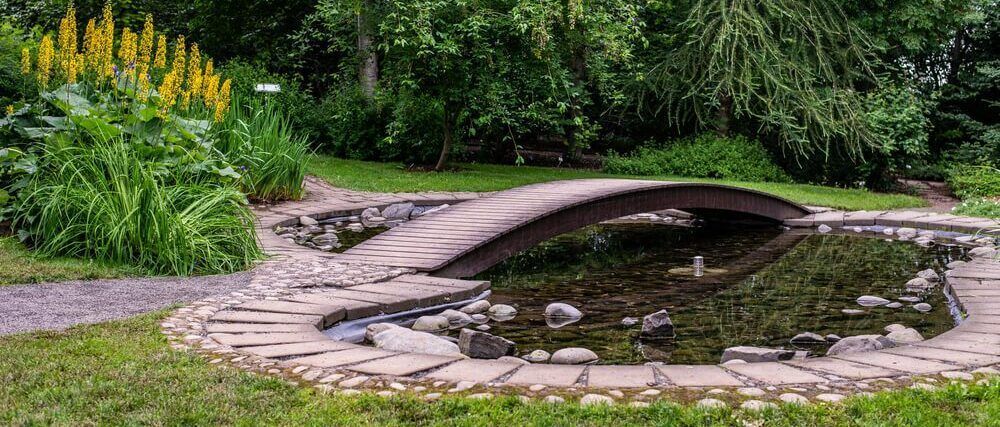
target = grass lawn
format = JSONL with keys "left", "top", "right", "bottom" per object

{"left": 307, "top": 156, "right": 926, "bottom": 211}
{"left": 1, "top": 311, "right": 998, "bottom": 426}
{"left": 0, "top": 237, "right": 138, "bottom": 286}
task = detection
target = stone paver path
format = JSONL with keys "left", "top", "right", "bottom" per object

{"left": 159, "top": 179, "right": 1000, "bottom": 405}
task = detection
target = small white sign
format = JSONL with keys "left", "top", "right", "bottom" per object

{"left": 254, "top": 83, "right": 281, "bottom": 93}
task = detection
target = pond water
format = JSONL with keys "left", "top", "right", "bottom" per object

{"left": 473, "top": 223, "right": 965, "bottom": 365}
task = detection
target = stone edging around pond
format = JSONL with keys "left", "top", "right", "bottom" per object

{"left": 162, "top": 203, "right": 1000, "bottom": 408}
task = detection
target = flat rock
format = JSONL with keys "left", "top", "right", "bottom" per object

{"left": 382, "top": 203, "right": 415, "bottom": 220}
{"left": 550, "top": 347, "right": 598, "bottom": 365}
{"left": 968, "top": 247, "right": 997, "bottom": 259}
{"left": 826, "top": 334, "right": 894, "bottom": 356}
{"left": 913, "top": 303, "right": 932, "bottom": 312}
{"left": 779, "top": 393, "right": 809, "bottom": 404}
{"left": 721, "top": 346, "right": 795, "bottom": 363}
{"left": 458, "top": 328, "right": 516, "bottom": 359}
{"left": 841, "top": 309, "right": 866, "bottom": 315}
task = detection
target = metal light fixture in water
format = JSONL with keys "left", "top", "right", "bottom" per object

{"left": 693, "top": 256, "right": 704, "bottom": 277}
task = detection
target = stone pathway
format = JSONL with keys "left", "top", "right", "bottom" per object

{"left": 159, "top": 180, "right": 1000, "bottom": 407}
{"left": 899, "top": 179, "right": 961, "bottom": 213}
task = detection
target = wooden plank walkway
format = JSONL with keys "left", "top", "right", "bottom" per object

{"left": 336, "top": 179, "right": 810, "bottom": 275}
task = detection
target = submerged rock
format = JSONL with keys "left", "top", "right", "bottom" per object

{"left": 898, "top": 296, "right": 922, "bottom": 303}
{"left": 720, "top": 346, "right": 795, "bottom": 363}
{"left": 826, "top": 335, "right": 894, "bottom": 356}
{"left": 841, "top": 309, "right": 866, "bottom": 315}
{"left": 621, "top": 317, "right": 639, "bottom": 327}
{"left": 550, "top": 347, "right": 599, "bottom": 364}
{"left": 817, "top": 224, "right": 833, "bottom": 233}
{"left": 790, "top": 332, "right": 826, "bottom": 344}
{"left": 913, "top": 303, "right": 932, "bottom": 312}
{"left": 439, "top": 309, "right": 474, "bottom": 327}
{"left": 458, "top": 328, "right": 516, "bottom": 359}
{"left": 373, "top": 328, "right": 461, "bottom": 356}
{"left": 488, "top": 304, "right": 517, "bottom": 318}
{"left": 857, "top": 295, "right": 891, "bottom": 307}
{"left": 544, "top": 303, "right": 583, "bottom": 318}
{"left": 640, "top": 310, "right": 676, "bottom": 339}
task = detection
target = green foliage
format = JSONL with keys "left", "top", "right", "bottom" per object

{"left": 646, "top": 0, "right": 877, "bottom": 155}
{"left": 953, "top": 197, "right": 1000, "bottom": 219}
{"left": 14, "top": 140, "right": 260, "bottom": 276}
{"left": 214, "top": 95, "right": 308, "bottom": 201}
{"left": 0, "top": 24, "right": 37, "bottom": 107}
{"left": 604, "top": 134, "right": 792, "bottom": 182}
{"left": 947, "top": 164, "right": 1000, "bottom": 199}
{"left": 866, "top": 84, "right": 931, "bottom": 170}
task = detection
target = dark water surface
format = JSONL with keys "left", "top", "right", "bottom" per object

{"left": 474, "top": 223, "right": 964, "bottom": 365}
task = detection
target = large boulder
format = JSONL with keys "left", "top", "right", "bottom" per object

{"left": 412, "top": 315, "right": 450, "bottom": 332}
{"left": 550, "top": 347, "right": 599, "bottom": 364}
{"left": 373, "top": 328, "right": 461, "bottom": 356}
{"left": 720, "top": 346, "right": 795, "bottom": 363}
{"left": 640, "top": 310, "right": 675, "bottom": 339}
{"left": 544, "top": 303, "right": 583, "bottom": 318}
{"left": 458, "top": 328, "right": 516, "bottom": 359}
{"left": 382, "top": 203, "right": 415, "bottom": 220}
{"left": 826, "top": 334, "right": 895, "bottom": 356}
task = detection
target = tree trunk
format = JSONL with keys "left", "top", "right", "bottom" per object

{"left": 357, "top": 1, "right": 378, "bottom": 100}
{"left": 565, "top": 44, "right": 589, "bottom": 162}
{"left": 716, "top": 92, "right": 732, "bottom": 136}
{"left": 435, "top": 106, "right": 455, "bottom": 171}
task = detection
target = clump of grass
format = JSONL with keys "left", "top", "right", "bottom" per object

{"left": 215, "top": 95, "right": 309, "bottom": 202}
{"left": 15, "top": 141, "right": 261, "bottom": 276}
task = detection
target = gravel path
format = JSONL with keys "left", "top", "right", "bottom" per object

{"left": 0, "top": 273, "right": 251, "bottom": 335}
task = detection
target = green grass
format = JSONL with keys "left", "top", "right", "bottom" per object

{"left": 307, "top": 156, "right": 926, "bottom": 211}
{"left": 2, "top": 311, "right": 998, "bottom": 425}
{"left": 0, "top": 237, "right": 137, "bottom": 286}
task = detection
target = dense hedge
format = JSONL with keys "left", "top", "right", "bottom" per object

{"left": 604, "top": 134, "right": 792, "bottom": 183}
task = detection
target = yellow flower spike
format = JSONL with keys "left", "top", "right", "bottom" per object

{"left": 214, "top": 78, "right": 231, "bottom": 123}
{"left": 20, "top": 48, "right": 31, "bottom": 75}
{"left": 201, "top": 59, "right": 214, "bottom": 95}
{"left": 75, "top": 53, "right": 85, "bottom": 76}
{"left": 203, "top": 74, "right": 220, "bottom": 107}
{"left": 137, "top": 72, "right": 151, "bottom": 102}
{"left": 186, "top": 43, "right": 202, "bottom": 97}
{"left": 157, "top": 70, "right": 180, "bottom": 118}
{"left": 118, "top": 28, "right": 138, "bottom": 80}
{"left": 181, "top": 91, "right": 191, "bottom": 110}
{"left": 83, "top": 18, "right": 97, "bottom": 71}
{"left": 57, "top": 3, "right": 77, "bottom": 80}
{"left": 153, "top": 35, "right": 167, "bottom": 69}
{"left": 171, "top": 35, "right": 186, "bottom": 72}
{"left": 37, "top": 35, "right": 54, "bottom": 87}
{"left": 137, "top": 14, "right": 154, "bottom": 76}
{"left": 5, "top": 105, "right": 13, "bottom": 117}
{"left": 98, "top": 1, "right": 115, "bottom": 79}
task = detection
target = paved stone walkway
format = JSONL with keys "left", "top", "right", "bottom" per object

{"left": 161, "top": 179, "right": 1000, "bottom": 407}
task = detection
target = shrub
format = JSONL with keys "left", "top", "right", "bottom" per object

{"left": 15, "top": 140, "right": 261, "bottom": 276}
{"left": 214, "top": 95, "right": 308, "bottom": 202}
{"left": 604, "top": 134, "right": 792, "bottom": 182}
{"left": 947, "top": 164, "right": 1000, "bottom": 199}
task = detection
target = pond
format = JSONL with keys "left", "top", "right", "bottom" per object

{"left": 473, "top": 223, "right": 964, "bottom": 365}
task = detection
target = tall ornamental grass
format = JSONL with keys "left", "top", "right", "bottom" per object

{"left": 16, "top": 141, "right": 261, "bottom": 276}
{"left": 215, "top": 95, "right": 308, "bottom": 202}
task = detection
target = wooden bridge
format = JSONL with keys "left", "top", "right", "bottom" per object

{"left": 336, "top": 179, "right": 811, "bottom": 278}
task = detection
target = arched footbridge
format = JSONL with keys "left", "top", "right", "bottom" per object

{"left": 336, "top": 179, "right": 812, "bottom": 277}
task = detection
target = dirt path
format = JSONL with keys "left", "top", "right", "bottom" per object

{"left": 898, "top": 179, "right": 960, "bottom": 213}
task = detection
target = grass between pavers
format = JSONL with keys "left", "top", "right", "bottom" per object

{"left": 0, "top": 237, "right": 139, "bottom": 286}
{"left": 307, "top": 156, "right": 926, "bottom": 211}
{"left": 2, "top": 311, "right": 998, "bottom": 426}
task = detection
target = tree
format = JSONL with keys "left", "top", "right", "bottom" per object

{"left": 647, "top": 0, "right": 878, "bottom": 156}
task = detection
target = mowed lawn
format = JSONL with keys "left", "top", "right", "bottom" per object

{"left": 0, "top": 237, "right": 138, "bottom": 286}
{"left": 307, "top": 156, "right": 926, "bottom": 212}
{"left": 1, "top": 311, "right": 998, "bottom": 426}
